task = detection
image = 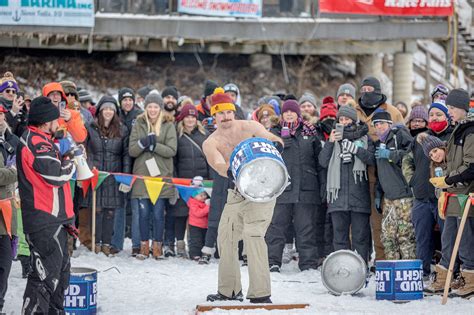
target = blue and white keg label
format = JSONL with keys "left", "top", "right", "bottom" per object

{"left": 64, "top": 280, "right": 97, "bottom": 311}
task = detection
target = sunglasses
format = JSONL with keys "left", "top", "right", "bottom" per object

{"left": 4, "top": 89, "right": 16, "bottom": 94}
{"left": 66, "top": 93, "right": 76, "bottom": 97}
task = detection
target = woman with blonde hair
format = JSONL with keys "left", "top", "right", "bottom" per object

{"left": 129, "top": 93, "right": 177, "bottom": 259}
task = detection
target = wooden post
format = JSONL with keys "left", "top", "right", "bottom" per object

{"left": 441, "top": 193, "right": 473, "bottom": 305}
{"left": 91, "top": 189, "right": 97, "bottom": 253}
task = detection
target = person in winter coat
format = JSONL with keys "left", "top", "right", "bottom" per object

{"left": 171, "top": 104, "right": 210, "bottom": 258}
{"left": 162, "top": 86, "right": 179, "bottom": 120}
{"left": 426, "top": 89, "right": 474, "bottom": 299}
{"left": 188, "top": 188, "right": 210, "bottom": 260}
{"left": 266, "top": 100, "right": 325, "bottom": 272}
{"left": 42, "top": 82, "right": 87, "bottom": 144}
{"left": 78, "top": 89, "right": 96, "bottom": 117}
{"left": 407, "top": 105, "right": 429, "bottom": 136}
{"left": 223, "top": 83, "right": 246, "bottom": 120}
{"left": 60, "top": 81, "right": 93, "bottom": 125}
{"left": 336, "top": 83, "right": 356, "bottom": 108}
{"left": 255, "top": 104, "right": 278, "bottom": 130}
{"left": 355, "top": 76, "right": 405, "bottom": 263}
{"left": 83, "top": 96, "right": 131, "bottom": 256}
{"left": 316, "top": 97, "right": 338, "bottom": 142}
{"left": 119, "top": 87, "right": 143, "bottom": 133}
{"left": 402, "top": 102, "right": 453, "bottom": 278}
{"left": 0, "top": 105, "right": 18, "bottom": 313}
{"left": 17, "top": 97, "right": 76, "bottom": 314}
{"left": 372, "top": 110, "right": 415, "bottom": 260}
{"left": 318, "top": 105, "right": 375, "bottom": 264}
{"left": 299, "top": 92, "right": 319, "bottom": 125}
{"left": 129, "top": 93, "right": 178, "bottom": 260}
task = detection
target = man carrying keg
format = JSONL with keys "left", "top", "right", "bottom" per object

{"left": 203, "top": 88, "right": 284, "bottom": 304}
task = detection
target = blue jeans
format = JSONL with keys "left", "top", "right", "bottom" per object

{"left": 139, "top": 198, "right": 166, "bottom": 242}
{"left": 131, "top": 198, "right": 141, "bottom": 249}
{"left": 411, "top": 199, "right": 444, "bottom": 276}
{"left": 111, "top": 207, "right": 125, "bottom": 250}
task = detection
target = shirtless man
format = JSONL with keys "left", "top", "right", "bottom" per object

{"left": 203, "top": 88, "right": 283, "bottom": 304}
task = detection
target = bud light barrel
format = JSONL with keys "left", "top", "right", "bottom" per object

{"left": 64, "top": 267, "right": 97, "bottom": 314}
{"left": 230, "top": 137, "right": 289, "bottom": 203}
{"left": 375, "top": 260, "right": 423, "bottom": 302}
{"left": 321, "top": 250, "right": 367, "bottom": 295}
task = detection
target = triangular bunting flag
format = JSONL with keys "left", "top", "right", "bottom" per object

{"left": 81, "top": 179, "right": 91, "bottom": 198}
{"left": 0, "top": 199, "right": 13, "bottom": 238}
{"left": 144, "top": 179, "right": 165, "bottom": 205}
{"left": 70, "top": 179, "right": 76, "bottom": 199}
{"left": 176, "top": 186, "right": 197, "bottom": 203}
{"left": 204, "top": 188, "right": 213, "bottom": 197}
{"left": 457, "top": 194, "right": 469, "bottom": 214}
{"left": 203, "top": 180, "right": 213, "bottom": 188}
{"left": 92, "top": 170, "right": 110, "bottom": 191}
{"left": 114, "top": 174, "right": 137, "bottom": 187}
{"left": 172, "top": 178, "right": 192, "bottom": 186}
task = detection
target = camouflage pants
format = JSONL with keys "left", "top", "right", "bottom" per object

{"left": 381, "top": 197, "right": 416, "bottom": 260}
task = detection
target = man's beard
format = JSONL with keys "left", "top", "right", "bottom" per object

{"left": 164, "top": 102, "right": 176, "bottom": 112}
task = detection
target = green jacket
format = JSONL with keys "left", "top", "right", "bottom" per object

{"left": 16, "top": 207, "right": 30, "bottom": 256}
{"left": 445, "top": 118, "right": 474, "bottom": 217}
{"left": 129, "top": 114, "right": 177, "bottom": 199}
{"left": 0, "top": 152, "right": 18, "bottom": 236}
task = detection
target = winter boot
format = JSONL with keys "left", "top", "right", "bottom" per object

{"left": 94, "top": 244, "right": 102, "bottom": 254}
{"left": 163, "top": 245, "right": 175, "bottom": 257}
{"left": 282, "top": 243, "right": 293, "bottom": 264}
{"left": 198, "top": 254, "right": 211, "bottom": 265}
{"left": 101, "top": 244, "right": 112, "bottom": 257}
{"left": 249, "top": 296, "right": 272, "bottom": 304}
{"left": 131, "top": 247, "right": 140, "bottom": 257}
{"left": 109, "top": 247, "right": 120, "bottom": 255}
{"left": 207, "top": 291, "right": 244, "bottom": 302}
{"left": 424, "top": 265, "right": 448, "bottom": 295}
{"left": 269, "top": 265, "right": 280, "bottom": 273}
{"left": 449, "top": 270, "right": 474, "bottom": 299}
{"left": 18, "top": 255, "right": 31, "bottom": 279}
{"left": 137, "top": 241, "right": 150, "bottom": 260}
{"left": 152, "top": 241, "right": 163, "bottom": 259}
{"left": 176, "top": 240, "right": 187, "bottom": 258}
{"left": 451, "top": 273, "right": 465, "bottom": 290}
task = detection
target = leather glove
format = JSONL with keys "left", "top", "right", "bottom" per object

{"left": 375, "top": 198, "right": 383, "bottom": 214}
{"left": 342, "top": 139, "right": 358, "bottom": 154}
{"left": 118, "top": 183, "right": 132, "bottom": 193}
{"left": 11, "top": 236, "right": 18, "bottom": 258}
{"left": 282, "top": 138, "right": 292, "bottom": 150}
{"left": 147, "top": 134, "right": 156, "bottom": 152}
{"left": 429, "top": 176, "right": 451, "bottom": 189}
{"left": 375, "top": 148, "right": 390, "bottom": 160}
{"left": 138, "top": 136, "right": 151, "bottom": 150}
{"left": 6, "top": 155, "right": 16, "bottom": 168}
{"left": 63, "top": 224, "right": 80, "bottom": 238}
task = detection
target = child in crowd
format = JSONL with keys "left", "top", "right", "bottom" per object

{"left": 188, "top": 183, "right": 210, "bottom": 261}
{"left": 372, "top": 109, "right": 416, "bottom": 260}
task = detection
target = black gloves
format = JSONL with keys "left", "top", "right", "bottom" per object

{"left": 138, "top": 134, "right": 156, "bottom": 152}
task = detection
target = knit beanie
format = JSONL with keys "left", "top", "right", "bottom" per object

{"left": 257, "top": 104, "right": 276, "bottom": 121}
{"left": 224, "top": 83, "right": 239, "bottom": 95}
{"left": 42, "top": 82, "right": 67, "bottom": 101}
{"left": 281, "top": 100, "right": 301, "bottom": 118}
{"left": 144, "top": 92, "right": 163, "bottom": 109}
{"left": 417, "top": 133, "right": 446, "bottom": 158}
{"left": 60, "top": 80, "right": 78, "bottom": 99}
{"left": 176, "top": 103, "right": 198, "bottom": 122}
{"left": 298, "top": 92, "right": 317, "bottom": 108}
{"left": 161, "top": 86, "right": 179, "bottom": 100}
{"left": 78, "top": 89, "right": 95, "bottom": 104}
{"left": 96, "top": 95, "right": 119, "bottom": 116}
{"left": 192, "top": 188, "right": 206, "bottom": 198}
{"left": 204, "top": 80, "right": 218, "bottom": 98}
{"left": 320, "top": 96, "right": 338, "bottom": 121}
{"left": 137, "top": 86, "right": 152, "bottom": 99}
{"left": 408, "top": 105, "right": 429, "bottom": 123}
{"left": 337, "top": 83, "right": 356, "bottom": 99}
{"left": 210, "top": 87, "right": 235, "bottom": 115}
{"left": 28, "top": 96, "right": 60, "bottom": 126}
{"left": 361, "top": 76, "right": 382, "bottom": 94}
{"left": 372, "top": 109, "right": 392, "bottom": 125}
{"left": 337, "top": 105, "right": 358, "bottom": 122}
{"left": 429, "top": 102, "right": 449, "bottom": 119}
{"left": 119, "top": 87, "right": 135, "bottom": 103}
{"left": 0, "top": 72, "right": 19, "bottom": 92}
{"left": 445, "top": 88, "right": 470, "bottom": 111}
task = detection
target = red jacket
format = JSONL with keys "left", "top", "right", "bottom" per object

{"left": 17, "top": 126, "right": 76, "bottom": 233}
{"left": 187, "top": 197, "right": 209, "bottom": 229}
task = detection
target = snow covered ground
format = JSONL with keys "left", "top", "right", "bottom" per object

{"left": 3, "top": 240, "right": 472, "bottom": 314}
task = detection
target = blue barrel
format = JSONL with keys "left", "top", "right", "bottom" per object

{"left": 375, "top": 260, "right": 423, "bottom": 301}
{"left": 230, "top": 137, "right": 288, "bottom": 202}
{"left": 64, "top": 267, "right": 97, "bottom": 314}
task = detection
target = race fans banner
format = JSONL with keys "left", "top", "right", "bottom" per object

{"left": 319, "top": 0, "right": 454, "bottom": 16}
{"left": 0, "top": 0, "right": 95, "bottom": 27}
{"left": 178, "top": 0, "right": 262, "bottom": 18}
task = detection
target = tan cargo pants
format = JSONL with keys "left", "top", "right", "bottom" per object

{"left": 217, "top": 189, "right": 275, "bottom": 299}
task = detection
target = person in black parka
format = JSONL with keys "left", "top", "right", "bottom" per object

{"left": 172, "top": 104, "right": 210, "bottom": 257}
{"left": 83, "top": 96, "right": 131, "bottom": 256}
{"left": 319, "top": 105, "right": 375, "bottom": 264}
{"left": 265, "top": 100, "right": 325, "bottom": 272}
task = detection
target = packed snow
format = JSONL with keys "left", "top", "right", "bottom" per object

{"left": 3, "top": 239, "right": 473, "bottom": 314}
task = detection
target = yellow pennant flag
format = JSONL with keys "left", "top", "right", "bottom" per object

{"left": 144, "top": 178, "right": 165, "bottom": 205}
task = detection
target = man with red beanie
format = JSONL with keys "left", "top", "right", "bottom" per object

{"left": 204, "top": 88, "right": 283, "bottom": 304}
{"left": 316, "top": 96, "right": 338, "bottom": 141}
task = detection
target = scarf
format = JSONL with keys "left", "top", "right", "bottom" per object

{"left": 281, "top": 118, "right": 318, "bottom": 137}
{"left": 327, "top": 133, "right": 368, "bottom": 203}
{"left": 281, "top": 119, "right": 300, "bottom": 136}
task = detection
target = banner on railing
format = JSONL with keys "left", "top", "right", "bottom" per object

{"left": 178, "top": 0, "right": 262, "bottom": 18}
{"left": 319, "top": 0, "right": 454, "bottom": 16}
{"left": 0, "top": 0, "right": 95, "bottom": 27}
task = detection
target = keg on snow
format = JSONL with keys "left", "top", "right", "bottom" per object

{"left": 321, "top": 250, "right": 367, "bottom": 295}
{"left": 64, "top": 267, "right": 97, "bottom": 314}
